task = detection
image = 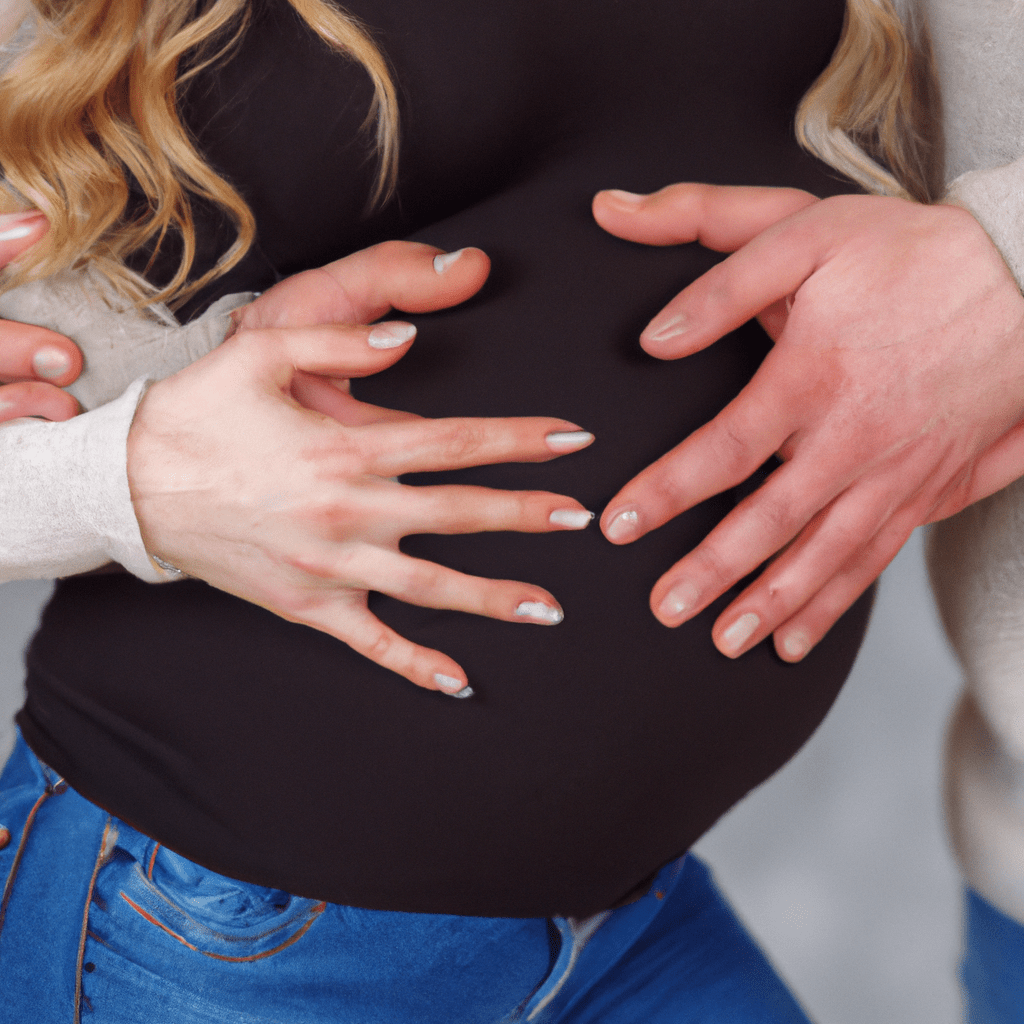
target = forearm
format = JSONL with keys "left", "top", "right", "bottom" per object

{"left": 0, "top": 270, "right": 254, "bottom": 581}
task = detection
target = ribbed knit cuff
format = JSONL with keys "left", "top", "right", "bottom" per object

{"left": 944, "top": 154, "right": 1024, "bottom": 292}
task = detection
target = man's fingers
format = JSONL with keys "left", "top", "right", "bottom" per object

{"left": 600, "top": 376, "right": 793, "bottom": 545}
{"left": 238, "top": 242, "right": 491, "bottom": 332}
{"left": 771, "top": 517, "right": 915, "bottom": 663}
{"left": 0, "top": 319, "right": 82, "bottom": 386}
{"left": 702, "top": 486, "right": 904, "bottom": 657}
{"left": 593, "top": 183, "right": 818, "bottom": 252}
{"left": 0, "top": 380, "right": 80, "bottom": 422}
{"left": 637, "top": 214, "right": 826, "bottom": 360}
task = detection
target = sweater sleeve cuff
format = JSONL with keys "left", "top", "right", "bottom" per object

{"left": 944, "top": 155, "right": 1024, "bottom": 291}
{"left": 0, "top": 376, "right": 173, "bottom": 584}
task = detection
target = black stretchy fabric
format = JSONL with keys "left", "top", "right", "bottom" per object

{"left": 20, "top": 0, "right": 871, "bottom": 917}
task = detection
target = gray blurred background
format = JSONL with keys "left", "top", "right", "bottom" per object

{"left": 0, "top": 530, "right": 964, "bottom": 1023}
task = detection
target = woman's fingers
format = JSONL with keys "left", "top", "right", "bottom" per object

{"left": 286, "top": 543, "right": 575, "bottom": 696}
{"left": 0, "top": 319, "right": 82, "bottom": 386}
{"left": 303, "top": 598, "right": 474, "bottom": 696}
{"left": 0, "top": 211, "right": 48, "bottom": 267}
{"left": 237, "top": 241, "right": 491, "bottom": 332}
{"left": 0, "top": 213, "right": 83, "bottom": 416}
{"left": 363, "top": 417, "right": 593, "bottom": 476}
{"left": 348, "top": 481, "right": 593, "bottom": 537}
{"left": 593, "top": 183, "right": 819, "bottom": 252}
{"left": 0, "top": 380, "right": 80, "bottom": 423}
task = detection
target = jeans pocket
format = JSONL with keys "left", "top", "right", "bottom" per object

{"left": 108, "top": 836, "right": 325, "bottom": 962}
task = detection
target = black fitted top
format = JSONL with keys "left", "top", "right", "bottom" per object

{"left": 19, "top": 0, "right": 871, "bottom": 917}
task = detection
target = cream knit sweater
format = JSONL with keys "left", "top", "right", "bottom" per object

{"left": 922, "top": 0, "right": 1024, "bottom": 929}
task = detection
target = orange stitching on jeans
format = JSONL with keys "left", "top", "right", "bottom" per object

{"left": 119, "top": 892, "right": 199, "bottom": 951}
{"left": 0, "top": 791, "right": 51, "bottom": 941}
{"left": 75, "top": 819, "right": 114, "bottom": 1024}
{"left": 146, "top": 844, "right": 160, "bottom": 881}
{"left": 118, "top": 891, "right": 327, "bottom": 962}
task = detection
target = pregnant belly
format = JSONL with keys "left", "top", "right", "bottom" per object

{"left": 23, "top": 141, "right": 871, "bottom": 918}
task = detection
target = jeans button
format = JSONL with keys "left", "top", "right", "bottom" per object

{"left": 0, "top": 826, "right": 10, "bottom": 850}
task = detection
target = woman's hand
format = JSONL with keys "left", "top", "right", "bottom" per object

{"left": 592, "top": 183, "right": 1024, "bottom": 663}
{"left": 0, "top": 212, "right": 82, "bottom": 421}
{"left": 128, "top": 242, "right": 594, "bottom": 696}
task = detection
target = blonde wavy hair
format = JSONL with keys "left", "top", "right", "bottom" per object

{"left": 797, "top": 0, "right": 942, "bottom": 203}
{"left": 0, "top": 0, "right": 398, "bottom": 308}
{"left": 0, "top": 0, "right": 935, "bottom": 310}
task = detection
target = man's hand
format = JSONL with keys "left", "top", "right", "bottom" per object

{"left": 593, "top": 184, "right": 1024, "bottom": 662}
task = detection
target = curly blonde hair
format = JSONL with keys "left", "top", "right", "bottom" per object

{"left": 0, "top": 0, "right": 935, "bottom": 310}
{"left": 0, "top": 0, "right": 397, "bottom": 308}
{"left": 796, "top": 0, "right": 942, "bottom": 203}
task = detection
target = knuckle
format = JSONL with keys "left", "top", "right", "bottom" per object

{"left": 440, "top": 420, "right": 489, "bottom": 462}
{"left": 364, "top": 627, "right": 395, "bottom": 663}
{"left": 692, "top": 541, "right": 737, "bottom": 588}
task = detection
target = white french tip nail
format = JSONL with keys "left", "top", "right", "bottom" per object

{"left": 721, "top": 612, "right": 760, "bottom": 655}
{"left": 549, "top": 509, "right": 594, "bottom": 529}
{"left": 782, "top": 631, "right": 810, "bottom": 660}
{"left": 645, "top": 313, "right": 689, "bottom": 343}
{"left": 604, "top": 189, "right": 645, "bottom": 206}
{"left": 659, "top": 580, "right": 700, "bottom": 619}
{"left": 545, "top": 430, "right": 594, "bottom": 452}
{"left": 0, "top": 223, "right": 34, "bottom": 242}
{"left": 32, "top": 346, "right": 71, "bottom": 379}
{"left": 605, "top": 509, "right": 639, "bottom": 542}
{"left": 368, "top": 323, "right": 417, "bottom": 349}
{"left": 434, "top": 673, "right": 473, "bottom": 697}
{"left": 515, "top": 601, "right": 564, "bottom": 625}
{"left": 433, "top": 249, "right": 467, "bottom": 274}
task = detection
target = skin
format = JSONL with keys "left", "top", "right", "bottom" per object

{"left": 0, "top": 212, "right": 83, "bottom": 422}
{"left": 126, "top": 241, "right": 594, "bottom": 694}
{"left": 593, "top": 183, "right": 1024, "bottom": 663}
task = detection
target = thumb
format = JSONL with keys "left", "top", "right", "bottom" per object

{"left": 0, "top": 211, "right": 48, "bottom": 268}
{"left": 593, "top": 183, "right": 818, "bottom": 252}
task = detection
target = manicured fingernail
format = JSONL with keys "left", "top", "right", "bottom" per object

{"left": 720, "top": 613, "right": 761, "bottom": 655}
{"left": 659, "top": 580, "right": 700, "bottom": 619}
{"left": 781, "top": 631, "right": 810, "bottom": 660}
{"left": 603, "top": 189, "right": 645, "bottom": 206}
{"left": 32, "top": 345, "right": 71, "bottom": 379}
{"left": 546, "top": 430, "right": 594, "bottom": 453}
{"left": 368, "top": 322, "right": 417, "bottom": 349}
{"left": 433, "top": 249, "right": 467, "bottom": 274}
{"left": 549, "top": 509, "right": 594, "bottom": 529}
{"left": 605, "top": 509, "right": 639, "bottom": 542}
{"left": 644, "top": 313, "right": 690, "bottom": 344}
{"left": 515, "top": 601, "right": 564, "bottom": 625}
{"left": 0, "top": 212, "right": 43, "bottom": 242}
{"left": 434, "top": 673, "right": 473, "bottom": 697}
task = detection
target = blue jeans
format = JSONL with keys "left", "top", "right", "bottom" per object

{"left": 963, "top": 887, "right": 1024, "bottom": 1023}
{"left": 0, "top": 729, "right": 810, "bottom": 1023}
